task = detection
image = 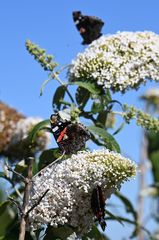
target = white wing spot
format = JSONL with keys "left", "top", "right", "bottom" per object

{"left": 75, "top": 20, "right": 80, "bottom": 25}
{"left": 52, "top": 126, "right": 59, "bottom": 132}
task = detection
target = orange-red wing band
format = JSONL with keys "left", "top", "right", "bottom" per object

{"left": 57, "top": 127, "right": 67, "bottom": 143}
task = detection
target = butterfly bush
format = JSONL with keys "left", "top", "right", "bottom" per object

{"left": 29, "top": 149, "right": 137, "bottom": 234}
{"left": 123, "top": 104, "right": 159, "bottom": 132}
{"left": 0, "top": 101, "right": 50, "bottom": 160}
{"left": 68, "top": 31, "right": 159, "bottom": 92}
{"left": 141, "top": 88, "right": 159, "bottom": 108}
{"left": 8, "top": 117, "right": 50, "bottom": 149}
{"left": 143, "top": 88, "right": 159, "bottom": 99}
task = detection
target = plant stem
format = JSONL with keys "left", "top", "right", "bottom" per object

{"left": 18, "top": 157, "right": 34, "bottom": 240}
{"left": 137, "top": 104, "right": 148, "bottom": 240}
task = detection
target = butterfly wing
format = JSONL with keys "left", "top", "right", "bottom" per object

{"left": 91, "top": 186, "right": 107, "bottom": 231}
{"left": 50, "top": 114, "right": 90, "bottom": 154}
{"left": 73, "top": 11, "right": 104, "bottom": 44}
{"left": 57, "top": 123, "right": 90, "bottom": 154}
{"left": 86, "top": 16, "right": 104, "bottom": 43}
{"left": 50, "top": 113, "right": 71, "bottom": 144}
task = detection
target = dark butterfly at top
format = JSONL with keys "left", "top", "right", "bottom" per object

{"left": 91, "top": 185, "right": 107, "bottom": 231}
{"left": 72, "top": 11, "right": 104, "bottom": 45}
{"left": 50, "top": 113, "right": 90, "bottom": 155}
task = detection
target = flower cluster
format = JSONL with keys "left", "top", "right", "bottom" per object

{"left": 0, "top": 101, "right": 50, "bottom": 160}
{"left": 26, "top": 40, "right": 58, "bottom": 71}
{"left": 123, "top": 105, "right": 136, "bottom": 123}
{"left": 68, "top": 31, "right": 159, "bottom": 92}
{"left": 29, "top": 149, "right": 136, "bottom": 234}
{"left": 136, "top": 110, "right": 159, "bottom": 132}
{"left": 123, "top": 104, "right": 159, "bottom": 132}
{"left": 141, "top": 88, "right": 159, "bottom": 109}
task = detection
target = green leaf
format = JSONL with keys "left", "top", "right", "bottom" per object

{"left": 115, "top": 191, "right": 137, "bottom": 221}
{"left": 11, "top": 161, "right": 28, "bottom": 181}
{"left": 147, "top": 131, "right": 159, "bottom": 155}
{"left": 0, "top": 172, "right": 5, "bottom": 178}
{"left": 91, "top": 101, "right": 104, "bottom": 114}
{"left": 27, "top": 119, "right": 50, "bottom": 143}
{"left": 104, "top": 89, "right": 112, "bottom": 104}
{"left": 88, "top": 126, "right": 120, "bottom": 152}
{"left": 40, "top": 77, "right": 52, "bottom": 96}
{"left": 149, "top": 151, "right": 159, "bottom": 184}
{"left": 105, "top": 209, "right": 124, "bottom": 226}
{"left": 69, "top": 81, "right": 101, "bottom": 95}
{"left": 1, "top": 217, "right": 33, "bottom": 240}
{"left": 39, "top": 148, "right": 61, "bottom": 170}
{"left": 83, "top": 225, "right": 109, "bottom": 240}
{"left": 113, "top": 122, "right": 125, "bottom": 135}
{"left": 96, "top": 111, "right": 108, "bottom": 127}
{"left": 76, "top": 87, "right": 90, "bottom": 109}
{"left": 14, "top": 161, "right": 27, "bottom": 174}
{"left": 44, "top": 225, "right": 76, "bottom": 240}
{"left": 52, "top": 85, "right": 66, "bottom": 110}
{"left": 0, "top": 201, "right": 10, "bottom": 215}
{"left": 105, "top": 215, "right": 150, "bottom": 239}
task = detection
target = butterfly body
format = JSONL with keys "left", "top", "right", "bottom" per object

{"left": 91, "top": 185, "right": 107, "bottom": 231}
{"left": 50, "top": 113, "right": 90, "bottom": 154}
{"left": 73, "top": 11, "right": 104, "bottom": 45}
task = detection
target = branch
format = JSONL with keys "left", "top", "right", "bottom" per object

{"left": 18, "top": 157, "right": 34, "bottom": 240}
{"left": 137, "top": 103, "right": 149, "bottom": 240}
{"left": 6, "top": 164, "right": 26, "bottom": 182}
{"left": 3, "top": 174, "right": 23, "bottom": 199}
{"left": 80, "top": 111, "right": 96, "bottom": 124}
{"left": 8, "top": 196, "right": 22, "bottom": 216}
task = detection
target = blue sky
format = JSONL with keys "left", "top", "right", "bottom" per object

{"left": 1, "top": 0, "right": 159, "bottom": 239}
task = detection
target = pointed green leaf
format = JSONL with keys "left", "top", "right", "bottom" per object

{"left": 39, "top": 148, "right": 61, "bottom": 170}
{"left": 149, "top": 151, "right": 159, "bottom": 184}
{"left": 76, "top": 87, "right": 90, "bottom": 109}
{"left": 105, "top": 215, "right": 150, "bottom": 238}
{"left": 91, "top": 101, "right": 104, "bottom": 114}
{"left": 28, "top": 119, "right": 50, "bottom": 143}
{"left": 0, "top": 201, "right": 10, "bottom": 215}
{"left": 115, "top": 191, "right": 137, "bottom": 221}
{"left": 147, "top": 131, "right": 159, "bottom": 155}
{"left": 88, "top": 126, "right": 120, "bottom": 152}
{"left": 52, "top": 85, "right": 66, "bottom": 110}
{"left": 2, "top": 218, "right": 31, "bottom": 240}
{"left": 96, "top": 111, "right": 108, "bottom": 127}
{"left": 113, "top": 122, "right": 125, "bottom": 135}
{"left": 14, "top": 161, "right": 27, "bottom": 174}
{"left": 69, "top": 81, "right": 101, "bottom": 95}
{"left": 40, "top": 77, "right": 52, "bottom": 96}
{"left": 83, "top": 225, "right": 109, "bottom": 239}
{"left": 44, "top": 225, "right": 76, "bottom": 240}
{"left": 0, "top": 172, "right": 5, "bottom": 178}
{"left": 104, "top": 89, "right": 112, "bottom": 104}
{"left": 105, "top": 209, "right": 124, "bottom": 226}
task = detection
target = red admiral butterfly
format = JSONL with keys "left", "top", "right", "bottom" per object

{"left": 91, "top": 185, "right": 107, "bottom": 231}
{"left": 50, "top": 113, "right": 90, "bottom": 154}
{"left": 72, "top": 11, "right": 104, "bottom": 45}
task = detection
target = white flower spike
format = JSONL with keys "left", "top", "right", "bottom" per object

{"left": 68, "top": 31, "right": 159, "bottom": 92}
{"left": 29, "top": 149, "right": 137, "bottom": 234}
